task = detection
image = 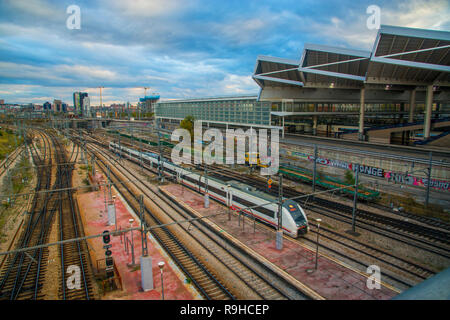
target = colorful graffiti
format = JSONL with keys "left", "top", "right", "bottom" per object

{"left": 282, "top": 149, "right": 450, "bottom": 191}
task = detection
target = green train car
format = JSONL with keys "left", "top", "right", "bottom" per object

{"left": 279, "top": 164, "right": 380, "bottom": 201}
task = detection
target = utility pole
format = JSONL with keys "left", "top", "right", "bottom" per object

{"left": 350, "top": 164, "right": 360, "bottom": 235}
{"left": 157, "top": 119, "right": 163, "bottom": 182}
{"left": 142, "top": 87, "right": 149, "bottom": 119}
{"left": 276, "top": 173, "right": 283, "bottom": 250}
{"left": 425, "top": 152, "right": 433, "bottom": 207}
{"left": 312, "top": 144, "right": 318, "bottom": 200}
{"left": 139, "top": 194, "right": 148, "bottom": 257}
{"left": 98, "top": 86, "right": 104, "bottom": 118}
{"left": 204, "top": 163, "right": 209, "bottom": 208}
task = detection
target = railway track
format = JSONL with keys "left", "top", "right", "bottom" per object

{"left": 0, "top": 130, "right": 95, "bottom": 300}
{"left": 80, "top": 131, "right": 449, "bottom": 285}
{"left": 0, "top": 144, "right": 24, "bottom": 180}
{"left": 206, "top": 167, "right": 450, "bottom": 254}
{"left": 99, "top": 130, "right": 450, "bottom": 235}
{"left": 86, "top": 142, "right": 236, "bottom": 300}
{"left": 0, "top": 132, "right": 53, "bottom": 300}
{"left": 49, "top": 134, "right": 93, "bottom": 300}
{"left": 91, "top": 134, "right": 448, "bottom": 286}
{"left": 369, "top": 202, "right": 450, "bottom": 232}
{"left": 85, "top": 130, "right": 450, "bottom": 249}
{"left": 84, "top": 140, "right": 315, "bottom": 300}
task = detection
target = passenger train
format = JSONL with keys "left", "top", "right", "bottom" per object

{"left": 109, "top": 142, "right": 309, "bottom": 237}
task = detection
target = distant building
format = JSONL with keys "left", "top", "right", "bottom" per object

{"left": 53, "top": 99, "right": 62, "bottom": 112}
{"left": 139, "top": 95, "right": 160, "bottom": 114}
{"left": 73, "top": 92, "right": 89, "bottom": 116}
{"left": 43, "top": 101, "right": 51, "bottom": 110}
{"left": 0, "top": 99, "right": 4, "bottom": 105}
{"left": 62, "top": 102, "right": 68, "bottom": 113}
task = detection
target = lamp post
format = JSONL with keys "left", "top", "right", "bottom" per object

{"left": 314, "top": 218, "right": 321, "bottom": 270}
{"left": 306, "top": 218, "right": 322, "bottom": 273}
{"left": 158, "top": 261, "right": 165, "bottom": 300}
{"left": 112, "top": 195, "right": 117, "bottom": 231}
{"left": 129, "top": 218, "right": 135, "bottom": 266}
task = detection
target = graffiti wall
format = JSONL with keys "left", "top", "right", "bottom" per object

{"left": 281, "top": 149, "right": 450, "bottom": 191}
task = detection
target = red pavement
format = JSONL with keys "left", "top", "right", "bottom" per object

{"left": 77, "top": 172, "right": 196, "bottom": 300}
{"left": 161, "top": 184, "right": 399, "bottom": 300}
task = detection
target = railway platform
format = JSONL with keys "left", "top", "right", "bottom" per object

{"left": 161, "top": 183, "right": 400, "bottom": 300}
{"left": 76, "top": 171, "right": 198, "bottom": 300}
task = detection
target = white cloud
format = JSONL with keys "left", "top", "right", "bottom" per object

{"left": 106, "top": 0, "right": 194, "bottom": 17}
{"left": 382, "top": 0, "right": 450, "bottom": 29}
{"left": 4, "top": 0, "right": 61, "bottom": 20}
{"left": 54, "top": 65, "right": 117, "bottom": 80}
{"left": 305, "top": 0, "right": 450, "bottom": 49}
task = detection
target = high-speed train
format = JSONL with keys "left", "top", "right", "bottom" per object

{"left": 109, "top": 142, "right": 309, "bottom": 237}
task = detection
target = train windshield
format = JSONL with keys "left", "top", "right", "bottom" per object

{"left": 284, "top": 200, "right": 306, "bottom": 224}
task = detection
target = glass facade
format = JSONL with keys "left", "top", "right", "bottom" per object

{"left": 155, "top": 97, "right": 271, "bottom": 126}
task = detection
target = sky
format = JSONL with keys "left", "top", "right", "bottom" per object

{"left": 0, "top": 0, "right": 449, "bottom": 106}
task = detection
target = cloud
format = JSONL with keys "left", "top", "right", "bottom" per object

{"left": 382, "top": 0, "right": 450, "bottom": 29}
{"left": 3, "top": 0, "right": 61, "bottom": 20}
{"left": 106, "top": 0, "right": 194, "bottom": 17}
{"left": 303, "top": 0, "right": 450, "bottom": 49}
{"left": 0, "top": 0, "right": 448, "bottom": 105}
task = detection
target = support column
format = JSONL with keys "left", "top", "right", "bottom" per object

{"left": 358, "top": 88, "right": 365, "bottom": 141}
{"left": 408, "top": 89, "right": 416, "bottom": 123}
{"left": 312, "top": 116, "right": 318, "bottom": 136}
{"left": 424, "top": 85, "right": 433, "bottom": 139}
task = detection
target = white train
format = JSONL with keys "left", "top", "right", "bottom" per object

{"left": 109, "top": 142, "right": 309, "bottom": 237}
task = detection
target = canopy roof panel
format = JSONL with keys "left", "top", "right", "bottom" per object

{"left": 253, "top": 25, "right": 450, "bottom": 90}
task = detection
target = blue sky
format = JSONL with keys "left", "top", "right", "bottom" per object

{"left": 0, "top": 0, "right": 449, "bottom": 105}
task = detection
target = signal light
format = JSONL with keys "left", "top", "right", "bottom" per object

{"left": 102, "top": 230, "right": 111, "bottom": 244}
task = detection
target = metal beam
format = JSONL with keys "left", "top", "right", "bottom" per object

{"left": 370, "top": 56, "right": 450, "bottom": 73}
{"left": 252, "top": 74, "right": 304, "bottom": 87}
{"left": 298, "top": 67, "right": 366, "bottom": 82}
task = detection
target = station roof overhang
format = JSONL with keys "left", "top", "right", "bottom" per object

{"left": 252, "top": 55, "right": 304, "bottom": 88}
{"left": 253, "top": 25, "right": 450, "bottom": 95}
{"left": 366, "top": 25, "right": 450, "bottom": 87}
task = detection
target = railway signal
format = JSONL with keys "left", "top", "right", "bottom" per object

{"left": 102, "top": 230, "right": 111, "bottom": 244}
{"left": 102, "top": 230, "right": 115, "bottom": 280}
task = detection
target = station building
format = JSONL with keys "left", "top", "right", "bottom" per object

{"left": 253, "top": 25, "right": 450, "bottom": 144}
{"left": 154, "top": 25, "right": 449, "bottom": 146}
{"left": 155, "top": 96, "right": 275, "bottom": 131}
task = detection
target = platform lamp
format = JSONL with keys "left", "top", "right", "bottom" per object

{"left": 314, "top": 218, "right": 322, "bottom": 270}
{"left": 158, "top": 261, "right": 165, "bottom": 300}
{"left": 306, "top": 218, "right": 322, "bottom": 274}
{"left": 112, "top": 195, "right": 117, "bottom": 231}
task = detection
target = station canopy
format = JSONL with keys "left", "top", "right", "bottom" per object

{"left": 253, "top": 25, "right": 450, "bottom": 90}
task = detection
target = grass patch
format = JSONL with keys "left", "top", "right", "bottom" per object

{"left": 0, "top": 155, "right": 32, "bottom": 241}
{"left": 0, "top": 129, "right": 23, "bottom": 161}
{"left": 378, "top": 192, "right": 449, "bottom": 223}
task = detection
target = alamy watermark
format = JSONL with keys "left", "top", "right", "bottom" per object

{"left": 66, "top": 5, "right": 81, "bottom": 30}
{"left": 366, "top": 5, "right": 381, "bottom": 30}
{"left": 66, "top": 265, "right": 81, "bottom": 290}
{"left": 171, "top": 121, "right": 280, "bottom": 175}
{"left": 366, "top": 265, "right": 381, "bottom": 289}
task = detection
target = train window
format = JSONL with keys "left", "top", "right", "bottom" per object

{"left": 284, "top": 200, "right": 306, "bottom": 224}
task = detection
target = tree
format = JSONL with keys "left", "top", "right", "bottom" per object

{"left": 180, "top": 115, "right": 195, "bottom": 142}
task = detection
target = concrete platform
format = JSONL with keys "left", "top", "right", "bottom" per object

{"left": 76, "top": 172, "right": 198, "bottom": 300}
{"left": 161, "top": 183, "right": 399, "bottom": 300}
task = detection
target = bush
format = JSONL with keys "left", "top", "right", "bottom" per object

{"left": 344, "top": 170, "right": 355, "bottom": 185}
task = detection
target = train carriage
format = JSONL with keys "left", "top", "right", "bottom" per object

{"left": 109, "top": 142, "right": 309, "bottom": 237}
